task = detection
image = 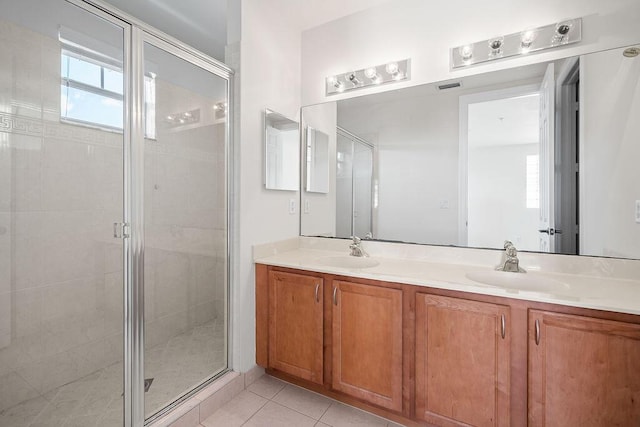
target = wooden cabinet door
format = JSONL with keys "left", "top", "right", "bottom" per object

{"left": 269, "top": 270, "right": 323, "bottom": 384}
{"left": 415, "top": 294, "right": 510, "bottom": 427}
{"left": 332, "top": 280, "right": 403, "bottom": 411}
{"left": 529, "top": 310, "right": 640, "bottom": 426}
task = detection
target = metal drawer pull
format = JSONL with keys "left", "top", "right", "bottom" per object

{"left": 333, "top": 287, "right": 338, "bottom": 305}
{"left": 535, "top": 319, "right": 541, "bottom": 345}
{"left": 501, "top": 314, "right": 506, "bottom": 339}
{"left": 315, "top": 283, "right": 320, "bottom": 303}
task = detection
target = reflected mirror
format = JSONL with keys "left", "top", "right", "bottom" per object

{"left": 301, "top": 43, "right": 640, "bottom": 259}
{"left": 306, "top": 126, "right": 330, "bottom": 193}
{"left": 265, "top": 109, "right": 299, "bottom": 191}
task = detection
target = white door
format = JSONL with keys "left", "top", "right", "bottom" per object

{"left": 538, "top": 63, "right": 555, "bottom": 252}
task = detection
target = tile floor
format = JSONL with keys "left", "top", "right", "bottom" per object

{"left": 0, "top": 320, "right": 225, "bottom": 427}
{"left": 201, "top": 375, "right": 404, "bottom": 427}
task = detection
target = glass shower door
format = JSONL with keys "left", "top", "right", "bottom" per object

{"left": 0, "top": 1, "right": 126, "bottom": 426}
{"left": 141, "top": 39, "right": 229, "bottom": 418}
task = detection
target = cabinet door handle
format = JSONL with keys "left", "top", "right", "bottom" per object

{"left": 315, "top": 283, "right": 320, "bottom": 303}
{"left": 332, "top": 287, "right": 338, "bottom": 305}
{"left": 501, "top": 314, "right": 506, "bottom": 339}
{"left": 535, "top": 319, "right": 541, "bottom": 345}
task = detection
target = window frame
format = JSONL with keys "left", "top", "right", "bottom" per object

{"left": 59, "top": 43, "right": 156, "bottom": 139}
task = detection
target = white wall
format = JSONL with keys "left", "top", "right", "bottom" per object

{"left": 301, "top": 0, "right": 640, "bottom": 106}
{"left": 468, "top": 144, "right": 540, "bottom": 251}
{"left": 581, "top": 47, "right": 640, "bottom": 258}
{"left": 231, "top": 0, "right": 302, "bottom": 373}
{"left": 367, "top": 91, "right": 460, "bottom": 245}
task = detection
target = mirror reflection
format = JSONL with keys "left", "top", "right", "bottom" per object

{"left": 264, "top": 109, "right": 299, "bottom": 191}
{"left": 301, "top": 44, "right": 640, "bottom": 259}
{"left": 305, "top": 126, "right": 330, "bottom": 193}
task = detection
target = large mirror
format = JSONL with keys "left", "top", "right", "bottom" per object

{"left": 264, "top": 109, "right": 299, "bottom": 191}
{"left": 301, "top": 43, "right": 640, "bottom": 259}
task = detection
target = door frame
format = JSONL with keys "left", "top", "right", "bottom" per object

{"left": 458, "top": 83, "right": 541, "bottom": 247}
{"left": 555, "top": 58, "right": 580, "bottom": 254}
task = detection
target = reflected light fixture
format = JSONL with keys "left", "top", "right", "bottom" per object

{"left": 451, "top": 18, "right": 581, "bottom": 68}
{"left": 164, "top": 108, "right": 200, "bottom": 127}
{"left": 326, "top": 59, "right": 410, "bottom": 95}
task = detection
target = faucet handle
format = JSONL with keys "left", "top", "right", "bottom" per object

{"left": 506, "top": 245, "right": 518, "bottom": 258}
{"left": 503, "top": 240, "right": 514, "bottom": 249}
{"left": 351, "top": 236, "right": 361, "bottom": 244}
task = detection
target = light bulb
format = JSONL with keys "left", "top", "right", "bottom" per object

{"left": 385, "top": 62, "right": 399, "bottom": 75}
{"left": 328, "top": 76, "right": 337, "bottom": 85}
{"left": 179, "top": 118, "right": 185, "bottom": 124}
{"left": 458, "top": 45, "right": 473, "bottom": 61}
{"left": 364, "top": 67, "right": 378, "bottom": 79}
{"left": 488, "top": 36, "right": 504, "bottom": 56}
{"left": 335, "top": 81, "right": 345, "bottom": 92}
{"left": 520, "top": 30, "right": 536, "bottom": 49}
{"left": 166, "top": 115, "right": 174, "bottom": 121}
{"left": 553, "top": 20, "right": 574, "bottom": 45}
{"left": 345, "top": 72, "right": 361, "bottom": 86}
{"left": 184, "top": 112, "right": 192, "bottom": 118}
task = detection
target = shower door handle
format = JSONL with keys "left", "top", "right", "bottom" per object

{"left": 113, "top": 222, "right": 130, "bottom": 239}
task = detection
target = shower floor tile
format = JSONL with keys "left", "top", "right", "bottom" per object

{"left": 0, "top": 320, "right": 225, "bottom": 427}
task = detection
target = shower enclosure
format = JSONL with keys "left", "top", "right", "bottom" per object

{"left": 0, "top": 1, "right": 231, "bottom": 426}
{"left": 335, "top": 128, "right": 374, "bottom": 239}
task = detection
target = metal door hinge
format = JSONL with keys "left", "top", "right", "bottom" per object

{"left": 113, "top": 222, "right": 131, "bottom": 239}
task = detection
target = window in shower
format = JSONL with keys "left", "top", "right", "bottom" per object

{"left": 60, "top": 46, "right": 156, "bottom": 137}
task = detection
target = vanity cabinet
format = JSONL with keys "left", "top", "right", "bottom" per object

{"left": 267, "top": 270, "right": 324, "bottom": 384}
{"left": 255, "top": 263, "right": 640, "bottom": 427}
{"left": 528, "top": 310, "right": 640, "bottom": 426}
{"left": 332, "top": 280, "right": 403, "bottom": 411}
{"left": 415, "top": 294, "right": 510, "bottom": 427}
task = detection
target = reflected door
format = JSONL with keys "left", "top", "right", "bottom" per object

{"left": 142, "top": 39, "right": 229, "bottom": 419}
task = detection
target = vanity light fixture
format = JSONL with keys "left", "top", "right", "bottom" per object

{"left": 326, "top": 59, "right": 411, "bottom": 95}
{"left": 451, "top": 18, "right": 581, "bottom": 69}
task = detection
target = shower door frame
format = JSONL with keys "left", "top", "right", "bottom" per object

{"left": 66, "top": 1, "right": 234, "bottom": 426}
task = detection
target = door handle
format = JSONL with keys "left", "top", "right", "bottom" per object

{"left": 538, "top": 228, "right": 562, "bottom": 235}
{"left": 332, "top": 287, "right": 338, "bottom": 305}
{"left": 501, "top": 314, "right": 506, "bottom": 339}
{"left": 315, "top": 283, "right": 320, "bottom": 303}
{"left": 535, "top": 319, "right": 541, "bottom": 345}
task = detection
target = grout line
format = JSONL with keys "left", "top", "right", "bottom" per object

{"left": 238, "top": 393, "right": 269, "bottom": 426}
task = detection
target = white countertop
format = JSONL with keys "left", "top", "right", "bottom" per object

{"left": 254, "top": 239, "right": 640, "bottom": 316}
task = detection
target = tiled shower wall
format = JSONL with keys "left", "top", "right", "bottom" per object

{"left": 0, "top": 19, "right": 226, "bottom": 413}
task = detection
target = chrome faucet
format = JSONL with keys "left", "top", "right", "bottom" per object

{"left": 349, "top": 236, "right": 369, "bottom": 257}
{"left": 496, "top": 240, "right": 526, "bottom": 273}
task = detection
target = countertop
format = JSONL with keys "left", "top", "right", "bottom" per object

{"left": 254, "top": 245, "right": 640, "bottom": 316}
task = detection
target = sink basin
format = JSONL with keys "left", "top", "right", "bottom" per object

{"left": 317, "top": 256, "right": 380, "bottom": 269}
{"left": 466, "top": 271, "right": 570, "bottom": 293}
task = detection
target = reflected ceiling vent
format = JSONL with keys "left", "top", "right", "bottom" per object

{"left": 437, "top": 82, "right": 462, "bottom": 90}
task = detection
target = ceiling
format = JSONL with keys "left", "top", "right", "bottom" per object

{"left": 103, "top": 0, "right": 228, "bottom": 61}
{"left": 102, "top": 0, "right": 392, "bottom": 61}
{"left": 468, "top": 94, "right": 540, "bottom": 147}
